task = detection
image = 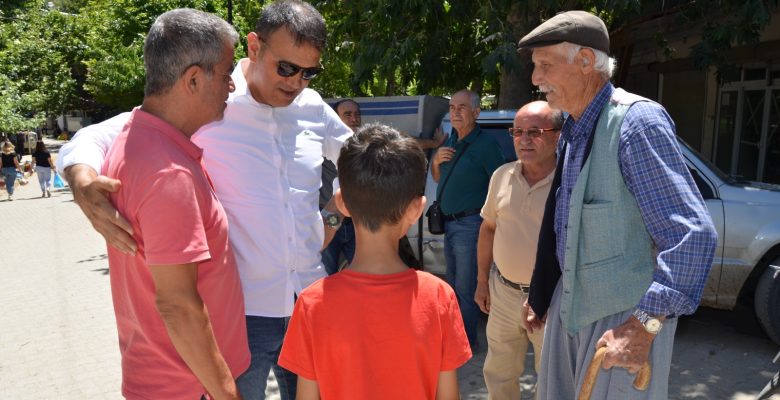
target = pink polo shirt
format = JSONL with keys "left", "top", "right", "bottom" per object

{"left": 102, "top": 108, "right": 249, "bottom": 400}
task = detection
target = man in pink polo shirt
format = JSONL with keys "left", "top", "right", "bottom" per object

{"left": 100, "top": 9, "right": 249, "bottom": 399}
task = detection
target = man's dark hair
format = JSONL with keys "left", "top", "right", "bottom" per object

{"left": 255, "top": 0, "right": 327, "bottom": 51}
{"left": 144, "top": 8, "right": 238, "bottom": 96}
{"left": 337, "top": 123, "right": 426, "bottom": 232}
{"left": 332, "top": 99, "right": 360, "bottom": 114}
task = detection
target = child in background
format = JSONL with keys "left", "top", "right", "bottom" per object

{"left": 278, "top": 123, "right": 472, "bottom": 400}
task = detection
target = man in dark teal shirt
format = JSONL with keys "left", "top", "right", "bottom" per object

{"left": 432, "top": 89, "right": 506, "bottom": 347}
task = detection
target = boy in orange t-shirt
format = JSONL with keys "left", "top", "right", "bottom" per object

{"left": 278, "top": 123, "right": 472, "bottom": 399}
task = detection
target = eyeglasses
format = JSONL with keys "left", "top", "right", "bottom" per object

{"left": 276, "top": 60, "right": 323, "bottom": 80}
{"left": 508, "top": 127, "right": 559, "bottom": 138}
{"left": 258, "top": 36, "right": 324, "bottom": 80}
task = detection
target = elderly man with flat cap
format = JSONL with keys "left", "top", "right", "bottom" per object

{"left": 517, "top": 10, "right": 717, "bottom": 399}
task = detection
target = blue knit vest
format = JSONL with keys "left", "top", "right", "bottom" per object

{"left": 559, "top": 88, "right": 656, "bottom": 334}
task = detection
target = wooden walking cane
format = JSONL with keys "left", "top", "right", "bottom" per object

{"left": 577, "top": 346, "right": 652, "bottom": 400}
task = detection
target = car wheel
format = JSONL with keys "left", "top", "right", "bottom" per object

{"left": 755, "top": 259, "right": 780, "bottom": 345}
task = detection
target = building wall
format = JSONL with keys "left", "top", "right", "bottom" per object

{"left": 620, "top": 6, "right": 780, "bottom": 183}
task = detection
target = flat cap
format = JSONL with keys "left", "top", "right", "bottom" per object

{"left": 517, "top": 11, "right": 609, "bottom": 54}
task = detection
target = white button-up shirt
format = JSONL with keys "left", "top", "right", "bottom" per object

{"left": 57, "top": 58, "right": 353, "bottom": 317}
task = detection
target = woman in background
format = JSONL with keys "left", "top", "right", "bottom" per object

{"left": 1, "top": 141, "right": 22, "bottom": 201}
{"left": 32, "top": 141, "right": 54, "bottom": 198}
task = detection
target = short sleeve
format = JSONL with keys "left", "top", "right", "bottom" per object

{"left": 480, "top": 167, "right": 502, "bottom": 223}
{"left": 136, "top": 168, "right": 211, "bottom": 266}
{"left": 440, "top": 286, "right": 472, "bottom": 371}
{"left": 278, "top": 297, "right": 317, "bottom": 380}
{"left": 322, "top": 105, "right": 352, "bottom": 165}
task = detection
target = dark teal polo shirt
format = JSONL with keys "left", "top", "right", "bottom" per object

{"left": 436, "top": 125, "right": 506, "bottom": 215}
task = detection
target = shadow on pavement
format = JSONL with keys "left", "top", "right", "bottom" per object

{"left": 78, "top": 254, "right": 108, "bottom": 264}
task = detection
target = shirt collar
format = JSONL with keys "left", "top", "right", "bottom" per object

{"left": 129, "top": 107, "right": 203, "bottom": 161}
{"left": 450, "top": 124, "right": 482, "bottom": 146}
{"left": 513, "top": 160, "right": 556, "bottom": 188}
{"left": 561, "top": 82, "right": 614, "bottom": 144}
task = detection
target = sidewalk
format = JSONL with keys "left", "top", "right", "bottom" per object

{"left": 0, "top": 167, "right": 121, "bottom": 398}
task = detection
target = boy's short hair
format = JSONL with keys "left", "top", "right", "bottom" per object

{"left": 337, "top": 123, "right": 426, "bottom": 232}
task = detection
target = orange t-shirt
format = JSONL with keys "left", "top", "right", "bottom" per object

{"left": 278, "top": 269, "right": 472, "bottom": 399}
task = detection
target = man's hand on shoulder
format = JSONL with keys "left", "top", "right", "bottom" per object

{"left": 432, "top": 127, "right": 447, "bottom": 148}
{"left": 65, "top": 164, "right": 136, "bottom": 254}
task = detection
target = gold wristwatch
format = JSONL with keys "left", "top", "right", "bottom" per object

{"left": 633, "top": 308, "right": 663, "bottom": 335}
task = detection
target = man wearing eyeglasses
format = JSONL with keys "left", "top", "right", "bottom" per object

{"left": 56, "top": 1, "right": 352, "bottom": 400}
{"left": 431, "top": 89, "right": 506, "bottom": 349}
{"left": 475, "top": 101, "right": 562, "bottom": 399}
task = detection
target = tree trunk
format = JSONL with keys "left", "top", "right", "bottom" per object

{"left": 385, "top": 70, "right": 396, "bottom": 96}
{"left": 497, "top": 4, "right": 539, "bottom": 110}
{"left": 498, "top": 61, "right": 534, "bottom": 110}
{"left": 471, "top": 80, "right": 484, "bottom": 97}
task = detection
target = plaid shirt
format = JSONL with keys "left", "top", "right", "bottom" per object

{"left": 554, "top": 83, "right": 717, "bottom": 317}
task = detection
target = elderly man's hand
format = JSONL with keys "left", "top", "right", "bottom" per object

{"left": 596, "top": 316, "right": 656, "bottom": 374}
{"left": 474, "top": 280, "right": 490, "bottom": 313}
{"left": 65, "top": 164, "right": 136, "bottom": 254}
{"left": 522, "top": 299, "right": 545, "bottom": 334}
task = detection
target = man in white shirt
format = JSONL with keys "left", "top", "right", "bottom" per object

{"left": 56, "top": 1, "right": 352, "bottom": 400}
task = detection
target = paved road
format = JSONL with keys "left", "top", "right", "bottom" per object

{"left": 1, "top": 141, "right": 778, "bottom": 399}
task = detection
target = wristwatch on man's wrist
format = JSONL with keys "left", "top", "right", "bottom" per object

{"left": 321, "top": 209, "right": 342, "bottom": 230}
{"left": 632, "top": 308, "right": 663, "bottom": 335}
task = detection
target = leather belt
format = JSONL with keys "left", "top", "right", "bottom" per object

{"left": 497, "top": 269, "right": 529, "bottom": 293}
{"left": 443, "top": 208, "right": 481, "bottom": 221}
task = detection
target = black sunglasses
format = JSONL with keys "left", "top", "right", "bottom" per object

{"left": 508, "top": 127, "right": 559, "bottom": 139}
{"left": 276, "top": 60, "right": 323, "bottom": 80}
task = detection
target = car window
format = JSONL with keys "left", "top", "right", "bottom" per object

{"left": 481, "top": 123, "right": 517, "bottom": 162}
{"left": 677, "top": 139, "right": 733, "bottom": 184}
